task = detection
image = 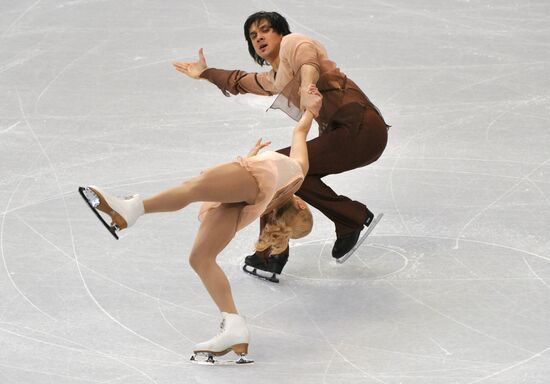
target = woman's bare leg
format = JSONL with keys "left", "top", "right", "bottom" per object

{"left": 188, "top": 203, "right": 243, "bottom": 313}
{"left": 143, "top": 162, "right": 258, "bottom": 214}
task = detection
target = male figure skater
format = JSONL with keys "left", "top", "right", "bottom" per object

{"left": 174, "top": 11, "right": 389, "bottom": 281}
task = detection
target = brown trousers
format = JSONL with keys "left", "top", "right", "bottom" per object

{"left": 256, "top": 107, "right": 388, "bottom": 258}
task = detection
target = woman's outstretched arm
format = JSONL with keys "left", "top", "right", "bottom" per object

{"left": 289, "top": 84, "right": 322, "bottom": 175}
{"left": 289, "top": 111, "right": 313, "bottom": 175}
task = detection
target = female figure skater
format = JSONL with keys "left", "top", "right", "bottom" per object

{"left": 173, "top": 11, "right": 389, "bottom": 281}
{"left": 78, "top": 85, "right": 321, "bottom": 364}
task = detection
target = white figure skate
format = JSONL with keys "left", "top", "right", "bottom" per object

{"left": 190, "top": 312, "right": 253, "bottom": 365}
{"left": 78, "top": 185, "right": 144, "bottom": 240}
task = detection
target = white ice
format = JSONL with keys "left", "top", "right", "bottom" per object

{"left": 1, "top": 1, "right": 549, "bottom": 383}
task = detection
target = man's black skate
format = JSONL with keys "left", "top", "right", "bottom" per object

{"left": 242, "top": 250, "right": 288, "bottom": 283}
{"left": 333, "top": 209, "right": 383, "bottom": 264}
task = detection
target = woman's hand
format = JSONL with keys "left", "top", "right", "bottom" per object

{"left": 248, "top": 138, "right": 272, "bottom": 157}
{"left": 296, "top": 84, "right": 321, "bottom": 131}
{"left": 300, "top": 83, "right": 323, "bottom": 117}
{"left": 173, "top": 48, "right": 208, "bottom": 79}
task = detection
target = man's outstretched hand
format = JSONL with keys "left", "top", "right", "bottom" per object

{"left": 173, "top": 48, "right": 208, "bottom": 79}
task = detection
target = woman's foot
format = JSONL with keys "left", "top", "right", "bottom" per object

{"left": 79, "top": 186, "right": 144, "bottom": 239}
{"left": 191, "top": 312, "right": 252, "bottom": 364}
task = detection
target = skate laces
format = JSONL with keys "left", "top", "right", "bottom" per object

{"left": 219, "top": 319, "right": 226, "bottom": 333}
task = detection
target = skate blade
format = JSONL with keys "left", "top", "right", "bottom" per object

{"left": 242, "top": 264, "right": 279, "bottom": 283}
{"left": 336, "top": 213, "right": 384, "bottom": 264}
{"left": 190, "top": 353, "right": 254, "bottom": 365}
{"left": 78, "top": 187, "right": 120, "bottom": 240}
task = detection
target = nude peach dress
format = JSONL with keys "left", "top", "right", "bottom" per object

{"left": 198, "top": 151, "right": 304, "bottom": 231}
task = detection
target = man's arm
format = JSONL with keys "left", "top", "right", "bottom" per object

{"left": 280, "top": 35, "right": 323, "bottom": 117}
{"left": 200, "top": 68, "right": 275, "bottom": 97}
{"left": 300, "top": 64, "right": 320, "bottom": 89}
{"left": 299, "top": 64, "right": 321, "bottom": 116}
{"left": 172, "top": 48, "right": 274, "bottom": 97}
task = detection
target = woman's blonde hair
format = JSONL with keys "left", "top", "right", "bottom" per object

{"left": 255, "top": 196, "right": 313, "bottom": 255}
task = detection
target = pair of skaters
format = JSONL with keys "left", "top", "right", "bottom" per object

{"left": 174, "top": 11, "right": 389, "bottom": 280}
{"left": 81, "top": 11, "right": 388, "bottom": 363}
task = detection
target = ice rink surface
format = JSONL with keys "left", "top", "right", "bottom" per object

{"left": 1, "top": 0, "right": 549, "bottom": 383}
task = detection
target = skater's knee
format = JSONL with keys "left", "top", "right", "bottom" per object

{"left": 189, "top": 252, "right": 211, "bottom": 274}
{"left": 188, "top": 252, "right": 201, "bottom": 272}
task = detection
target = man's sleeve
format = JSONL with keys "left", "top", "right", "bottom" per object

{"left": 281, "top": 35, "right": 321, "bottom": 73}
{"left": 278, "top": 35, "right": 324, "bottom": 118}
{"left": 199, "top": 68, "right": 275, "bottom": 96}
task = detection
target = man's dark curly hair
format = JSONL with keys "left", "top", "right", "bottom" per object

{"left": 244, "top": 11, "right": 291, "bottom": 66}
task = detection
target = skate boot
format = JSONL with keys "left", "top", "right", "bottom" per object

{"left": 242, "top": 248, "right": 289, "bottom": 283}
{"left": 333, "top": 208, "right": 384, "bottom": 264}
{"left": 78, "top": 185, "right": 144, "bottom": 240}
{"left": 190, "top": 312, "right": 253, "bottom": 365}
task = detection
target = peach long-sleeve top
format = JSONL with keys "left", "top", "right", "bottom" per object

{"left": 200, "top": 33, "right": 389, "bottom": 134}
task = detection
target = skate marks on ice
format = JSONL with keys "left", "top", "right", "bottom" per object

{"left": 260, "top": 237, "right": 409, "bottom": 283}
